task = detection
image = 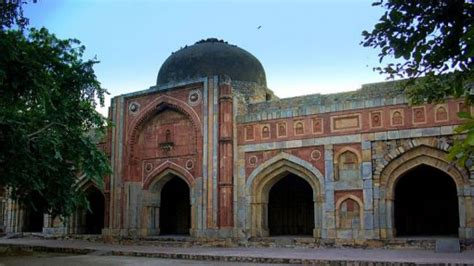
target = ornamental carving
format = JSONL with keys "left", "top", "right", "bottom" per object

{"left": 370, "top": 111, "right": 382, "bottom": 128}
{"left": 391, "top": 110, "right": 403, "bottom": 126}
{"left": 312, "top": 118, "right": 323, "bottom": 134}
{"left": 277, "top": 122, "right": 287, "bottom": 138}
{"left": 435, "top": 105, "right": 448, "bottom": 122}
{"left": 129, "top": 102, "right": 140, "bottom": 114}
{"left": 261, "top": 125, "right": 270, "bottom": 139}
{"left": 412, "top": 107, "right": 425, "bottom": 124}
{"left": 294, "top": 121, "right": 304, "bottom": 135}
{"left": 188, "top": 89, "right": 202, "bottom": 106}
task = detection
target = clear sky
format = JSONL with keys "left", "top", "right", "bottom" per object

{"left": 24, "top": 0, "right": 388, "bottom": 115}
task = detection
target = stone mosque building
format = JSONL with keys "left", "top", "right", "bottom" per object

{"left": 2, "top": 38, "right": 474, "bottom": 246}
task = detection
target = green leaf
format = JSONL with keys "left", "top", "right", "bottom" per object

{"left": 467, "top": 132, "right": 474, "bottom": 146}
{"left": 458, "top": 111, "right": 472, "bottom": 119}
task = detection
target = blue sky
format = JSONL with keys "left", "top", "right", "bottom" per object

{"left": 25, "top": 0, "right": 388, "bottom": 115}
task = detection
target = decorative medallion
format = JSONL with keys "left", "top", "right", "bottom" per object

{"left": 310, "top": 150, "right": 322, "bottom": 161}
{"left": 188, "top": 89, "right": 202, "bottom": 106}
{"left": 129, "top": 102, "right": 140, "bottom": 114}
{"left": 185, "top": 159, "right": 194, "bottom": 170}
{"left": 145, "top": 162, "right": 153, "bottom": 172}
{"left": 248, "top": 155, "right": 258, "bottom": 167}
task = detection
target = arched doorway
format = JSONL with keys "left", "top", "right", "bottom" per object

{"left": 23, "top": 206, "right": 43, "bottom": 232}
{"left": 84, "top": 186, "right": 105, "bottom": 234}
{"left": 159, "top": 176, "right": 190, "bottom": 235}
{"left": 268, "top": 174, "right": 314, "bottom": 236}
{"left": 247, "top": 153, "right": 324, "bottom": 238}
{"left": 394, "top": 165, "right": 459, "bottom": 236}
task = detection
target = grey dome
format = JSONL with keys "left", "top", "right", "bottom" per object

{"left": 157, "top": 38, "right": 267, "bottom": 87}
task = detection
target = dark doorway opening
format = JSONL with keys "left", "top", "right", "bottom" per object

{"left": 394, "top": 165, "right": 459, "bottom": 237}
{"left": 268, "top": 174, "right": 314, "bottom": 236}
{"left": 24, "top": 206, "right": 43, "bottom": 232}
{"left": 84, "top": 187, "right": 105, "bottom": 234}
{"left": 160, "top": 176, "right": 190, "bottom": 235}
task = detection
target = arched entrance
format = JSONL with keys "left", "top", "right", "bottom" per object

{"left": 23, "top": 206, "right": 43, "bottom": 232}
{"left": 84, "top": 186, "right": 105, "bottom": 234}
{"left": 268, "top": 174, "right": 314, "bottom": 236}
{"left": 378, "top": 145, "right": 472, "bottom": 239}
{"left": 246, "top": 153, "right": 324, "bottom": 238}
{"left": 159, "top": 176, "right": 191, "bottom": 235}
{"left": 394, "top": 165, "right": 458, "bottom": 236}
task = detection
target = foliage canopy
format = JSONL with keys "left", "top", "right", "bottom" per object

{"left": 0, "top": 2, "right": 110, "bottom": 219}
{"left": 362, "top": 0, "right": 474, "bottom": 165}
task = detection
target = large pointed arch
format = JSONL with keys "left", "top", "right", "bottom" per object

{"left": 246, "top": 152, "right": 325, "bottom": 198}
{"left": 378, "top": 145, "right": 471, "bottom": 239}
{"left": 127, "top": 95, "right": 202, "bottom": 157}
{"left": 246, "top": 152, "right": 324, "bottom": 238}
{"left": 380, "top": 145, "right": 469, "bottom": 199}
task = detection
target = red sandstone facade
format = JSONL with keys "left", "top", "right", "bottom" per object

{"left": 2, "top": 39, "right": 473, "bottom": 246}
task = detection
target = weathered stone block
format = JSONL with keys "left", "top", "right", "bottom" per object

{"left": 374, "top": 132, "right": 387, "bottom": 141}
{"left": 336, "top": 229, "right": 353, "bottom": 239}
{"left": 387, "top": 130, "right": 400, "bottom": 139}
{"left": 325, "top": 193, "right": 335, "bottom": 211}
{"left": 422, "top": 127, "right": 441, "bottom": 136}
{"left": 436, "top": 238, "right": 460, "bottom": 253}
{"left": 362, "top": 162, "right": 372, "bottom": 179}
{"left": 364, "top": 212, "right": 374, "bottom": 230}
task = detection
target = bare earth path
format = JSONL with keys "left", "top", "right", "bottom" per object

{"left": 1, "top": 237, "right": 474, "bottom": 265}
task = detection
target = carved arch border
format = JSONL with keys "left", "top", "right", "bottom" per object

{"left": 246, "top": 152, "right": 325, "bottom": 238}
{"left": 373, "top": 138, "right": 453, "bottom": 179}
{"left": 335, "top": 195, "right": 364, "bottom": 230}
{"left": 143, "top": 160, "right": 195, "bottom": 190}
{"left": 333, "top": 146, "right": 362, "bottom": 165}
{"left": 333, "top": 146, "right": 362, "bottom": 181}
{"left": 71, "top": 177, "right": 105, "bottom": 235}
{"left": 76, "top": 175, "right": 104, "bottom": 194}
{"left": 127, "top": 95, "right": 203, "bottom": 157}
{"left": 378, "top": 145, "right": 471, "bottom": 239}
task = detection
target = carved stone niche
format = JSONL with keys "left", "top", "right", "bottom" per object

{"left": 159, "top": 129, "right": 174, "bottom": 152}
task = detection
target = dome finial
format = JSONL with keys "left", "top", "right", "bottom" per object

{"left": 195, "top": 38, "right": 228, "bottom": 45}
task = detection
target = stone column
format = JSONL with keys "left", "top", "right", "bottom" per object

{"left": 218, "top": 76, "right": 233, "bottom": 228}
{"left": 323, "top": 144, "right": 335, "bottom": 239}
{"left": 361, "top": 137, "right": 375, "bottom": 239}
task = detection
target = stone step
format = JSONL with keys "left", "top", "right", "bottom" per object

{"left": 142, "top": 235, "right": 192, "bottom": 242}
{"left": 436, "top": 238, "right": 460, "bottom": 253}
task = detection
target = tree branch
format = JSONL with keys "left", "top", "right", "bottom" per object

{"left": 27, "top": 122, "right": 67, "bottom": 139}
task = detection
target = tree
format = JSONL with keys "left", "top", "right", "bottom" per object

{"left": 0, "top": 2, "right": 110, "bottom": 219}
{"left": 0, "top": 0, "right": 30, "bottom": 31}
{"left": 362, "top": 0, "right": 474, "bottom": 165}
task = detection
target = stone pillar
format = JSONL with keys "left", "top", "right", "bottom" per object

{"left": 218, "top": 76, "right": 233, "bottom": 228}
{"left": 361, "top": 137, "right": 375, "bottom": 239}
{"left": 5, "top": 199, "right": 21, "bottom": 233}
{"left": 323, "top": 144, "right": 336, "bottom": 239}
{"left": 104, "top": 96, "right": 125, "bottom": 236}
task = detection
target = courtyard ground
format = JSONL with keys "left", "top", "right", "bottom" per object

{"left": 0, "top": 252, "right": 285, "bottom": 266}
{"left": 0, "top": 237, "right": 474, "bottom": 265}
